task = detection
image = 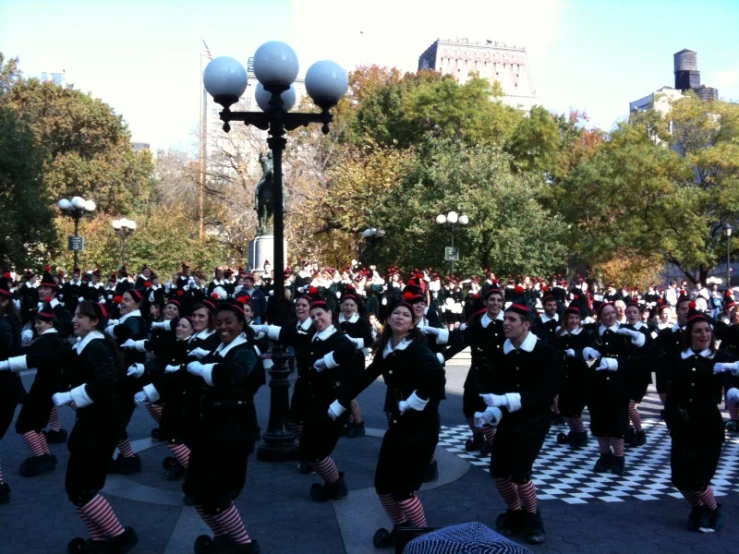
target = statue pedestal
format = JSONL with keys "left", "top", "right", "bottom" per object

{"left": 248, "top": 234, "right": 286, "bottom": 276}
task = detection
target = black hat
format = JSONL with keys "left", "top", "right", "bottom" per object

{"left": 402, "top": 284, "right": 424, "bottom": 303}
{"left": 484, "top": 284, "right": 504, "bottom": 299}
{"left": 505, "top": 303, "right": 532, "bottom": 320}
{"left": 36, "top": 302, "right": 56, "bottom": 322}
{"left": 39, "top": 266, "right": 58, "bottom": 288}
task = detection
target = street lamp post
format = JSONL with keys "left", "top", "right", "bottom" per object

{"left": 111, "top": 218, "right": 138, "bottom": 266}
{"left": 204, "top": 42, "right": 347, "bottom": 462}
{"left": 57, "top": 196, "right": 96, "bottom": 268}
{"left": 361, "top": 228, "right": 386, "bottom": 266}
{"left": 724, "top": 223, "right": 733, "bottom": 290}
{"left": 436, "top": 211, "right": 469, "bottom": 278}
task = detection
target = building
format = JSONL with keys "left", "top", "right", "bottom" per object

{"left": 131, "top": 142, "right": 151, "bottom": 152}
{"left": 629, "top": 49, "right": 719, "bottom": 115}
{"left": 418, "top": 38, "right": 540, "bottom": 111}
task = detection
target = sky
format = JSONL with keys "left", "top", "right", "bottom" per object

{"left": 1, "top": 0, "right": 737, "bottom": 153}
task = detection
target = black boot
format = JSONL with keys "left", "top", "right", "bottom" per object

{"left": 108, "top": 527, "right": 138, "bottom": 553}
{"left": 423, "top": 460, "right": 438, "bottom": 483}
{"left": 151, "top": 428, "right": 162, "bottom": 441}
{"left": 495, "top": 509, "right": 525, "bottom": 536}
{"left": 0, "top": 482, "right": 9, "bottom": 504}
{"left": 344, "top": 421, "right": 366, "bottom": 438}
{"left": 700, "top": 504, "right": 724, "bottom": 533}
{"left": 372, "top": 522, "right": 409, "bottom": 549}
{"left": 108, "top": 454, "right": 141, "bottom": 475}
{"left": 194, "top": 534, "right": 214, "bottom": 554}
{"left": 210, "top": 535, "right": 261, "bottom": 553}
{"left": 556, "top": 432, "right": 571, "bottom": 445}
{"left": 687, "top": 505, "right": 706, "bottom": 531}
{"left": 626, "top": 427, "right": 636, "bottom": 446}
{"left": 593, "top": 453, "right": 614, "bottom": 473}
{"left": 43, "top": 428, "right": 68, "bottom": 444}
{"left": 610, "top": 455, "right": 625, "bottom": 476}
{"left": 19, "top": 454, "right": 58, "bottom": 477}
{"left": 634, "top": 430, "right": 647, "bottom": 446}
{"left": 569, "top": 431, "right": 589, "bottom": 448}
{"left": 464, "top": 434, "right": 484, "bottom": 452}
{"left": 523, "top": 510, "right": 546, "bottom": 545}
{"left": 162, "top": 456, "right": 179, "bottom": 470}
{"left": 310, "top": 472, "right": 348, "bottom": 502}
{"left": 165, "top": 461, "right": 186, "bottom": 481}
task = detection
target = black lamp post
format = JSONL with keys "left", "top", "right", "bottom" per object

{"left": 724, "top": 223, "right": 733, "bottom": 289}
{"left": 111, "top": 218, "right": 137, "bottom": 266}
{"left": 361, "top": 228, "right": 385, "bottom": 266}
{"left": 57, "top": 196, "right": 96, "bottom": 268}
{"left": 436, "top": 211, "right": 469, "bottom": 278}
{"left": 204, "top": 42, "right": 348, "bottom": 462}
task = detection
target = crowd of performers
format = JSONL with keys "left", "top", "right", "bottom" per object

{"left": 0, "top": 261, "right": 738, "bottom": 552}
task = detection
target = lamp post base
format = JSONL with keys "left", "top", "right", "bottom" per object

{"left": 256, "top": 341, "right": 299, "bottom": 462}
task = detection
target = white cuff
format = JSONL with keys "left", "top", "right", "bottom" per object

{"left": 405, "top": 391, "right": 429, "bottom": 411}
{"left": 504, "top": 392, "right": 522, "bottom": 412}
{"left": 201, "top": 363, "right": 217, "bottom": 386}
{"left": 631, "top": 333, "right": 645, "bottom": 348}
{"left": 329, "top": 399, "right": 346, "bottom": 417}
{"left": 163, "top": 319, "right": 173, "bottom": 331}
{"left": 354, "top": 337, "right": 364, "bottom": 350}
{"left": 69, "top": 384, "right": 93, "bottom": 408}
{"left": 267, "top": 325, "right": 282, "bottom": 341}
{"left": 435, "top": 328, "right": 450, "bottom": 345}
{"left": 135, "top": 340, "right": 148, "bottom": 353}
{"left": 8, "top": 355, "right": 28, "bottom": 372}
{"left": 323, "top": 351, "right": 339, "bottom": 369}
{"left": 105, "top": 325, "right": 117, "bottom": 337}
{"left": 143, "top": 383, "right": 160, "bottom": 403}
{"left": 436, "top": 352, "right": 445, "bottom": 366}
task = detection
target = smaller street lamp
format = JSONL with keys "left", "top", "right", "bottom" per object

{"left": 724, "top": 223, "right": 733, "bottom": 290}
{"left": 58, "top": 196, "right": 96, "bottom": 268}
{"left": 112, "top": 218, "right": 137, "bottom": 266}
{"left": 436, "top": 211, "right": 470, "bottom": 278}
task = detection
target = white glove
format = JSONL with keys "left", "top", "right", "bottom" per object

{"left": 348, "top": 337, "right": 364, "bottom": 350}
{"left": 480, "top": 393, "right": 509, "bottom": 408}
{"left": 21, "top": 328, "right": 34, "bottom": 345}
{"left": 399, "top": 391, "right": 429, "bottom": 414}
{"left": 250, "top": 324, "right": 269, "bottom": 334}
{"left": 596, "top": 358, "right": 619, "bottom": 371}
{"left": 418, "top": 326, "right": 440, "bottom": 337}
{"left": 565, "top": 348, "right": 576, "bottom": 358}
{"left": 474, "top": 406, "right": 503, "bottom": 427}
{"left": 582, "top": 347, "right": 602, "bottom": 360}
{"left": 189, "top": 347, "right": 210, "bottom": 359}
{"left": 107, "top": 319, "right": 119, "bottom": 326}
{"left": 398, "top": 400, "right": 410, "bottom": 414}
{"left": 336, "top": 291, "right": 341, "bottom": 298}
{"left": 616, "top": 328, "right": 640, "bottom": 339}
{"left": 313, "top": 358, "right": 327, "bottom": 372}
{"left": 0, "top": 360, "right": 9, "bottom": 371}
{"left": 164, "top": 364, "right": 180, "bottom": 373}
{"left": 713, "top": 362, "right": 739, "bottom": 375}
{"left": 121, "top": 339, "right": 137, "bottom": 349}
{"left": 51, "top": 391, "right": 73, "bottom": 407}
{"left": 150, "top": 321, "right": 167, "bottom": 330}
{"left": 133, "top": 391, "right": 148, "bottom": 406}
{"left": 127, "top": 363, "right": 145, "bottom": 378}
{"left": 727, "top": 388, "right": 739, "bottom": 403}
{"left": 78, "top": 296, "right": 85, "bottom": 302}
{"left": 327, "top": 399, "right": 345, "bottom": 420}
{"left": 381, "top": 298, "right": 387, "bottom": 305}
{"left": 186, "top": 361, "right": 206, "bottom": 378}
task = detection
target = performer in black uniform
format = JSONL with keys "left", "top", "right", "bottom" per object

{"left": 477, "top": 303, "right": 555, "bottom": 545}
{"left": 622, "top": 299, "right": 655, "bottom": 446}
{"left": 328, "top": 300, "right": 445, "bottom": 550}
{"left": 1, "top": 301, "right": 137, "bottom": 552}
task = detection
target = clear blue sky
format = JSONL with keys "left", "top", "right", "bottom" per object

{"left": 1, "top": 0, "right": 737, "bottom": 152}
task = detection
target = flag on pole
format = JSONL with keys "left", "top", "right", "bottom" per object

{"left": 202, "top": 38, "right": 213, "bottom": 61}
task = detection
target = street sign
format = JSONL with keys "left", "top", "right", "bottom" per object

{"left": 67, "top": 236, "right": 84, "bottom": 252}
{"left": 444, "top": 246, "right": 459, "bottom": 261}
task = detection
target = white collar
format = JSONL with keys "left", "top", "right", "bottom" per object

{"left": 215, "top": 333, "right": 247, "bottom": 357}
{"left": 191, "top": 329, "right": 215, "bottom": 341}
{"left": 49, "top": 298, "right": 60, "bottom": 308}
{"left": 680, "top": 348, "right": 714, "bottom": 360}
{"left": 297, "top": 317, "right": 312, "bottom": 331}
{"left": 73, "top": 331, "right": 104, "bottom": 354}
{"left": 41, "top": 328, "right": 58, "bottom": 335}
{"left": 672, "top": 324, "right": 684, "bottom": 333}
{"left": 561, "top": 327, "right": 582, "bottom": 336}
{"left": 312, "top": 325, "right": 337, "bottom": 342}
{"left": 540, "top": 312, "right": 559, "bottom": 324}
{"left": 631, "top": 321, "right": 644, "bottom": 331}
{"left": 503, "top": 331, "right": 538, "bottom": 354}
{"left": 382, "top": 337, "right": 412, "bottom": 358}
{"left": 338, "top": 313, "right": 359, "bottom": 324}
{"left": 599, "top": 323, "right": 620, "bottom": 335}
{"left": 119, "top": 309, "right": 142, "bottom": 323}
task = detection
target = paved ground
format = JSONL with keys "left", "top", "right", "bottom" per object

{"left": 1, "top": 351, "right": 738, "bottom": 554}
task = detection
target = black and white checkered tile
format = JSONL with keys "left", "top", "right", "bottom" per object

{"left": 437, "top": 390, "right": 739, "bottom": 504}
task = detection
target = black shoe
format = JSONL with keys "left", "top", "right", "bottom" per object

{"left": 423, "top": 460, "right": 438, "bottom": 483}
{"left": 344, "top": 421, "right": 366, "bottom": 438}
{"left": 687, "top": 505, "right": 706, "bottom": 531}
{"left": 163, "top": 456, "right": 179, "bottom": 470}
{"left": 194, "top": 534, "right": 213, "bottom": 554}
{"left": 495, "top": 509, "right": 525, "bottom": 537}
{"left": 725, "top": 419, "right": 738, "bottom": 432}
{"left": 464, "top": 434, "right": 484, "bottom": 452}
{"left": 19, "top": 454, "right": 58, "bottom": 477}
{"left": 593, "top": 453, "right": 614, "bottom": 473}
{"left": 634, "top": 430, "right": 647, "bottom": 446}
{"left": 372, "top": 522, "right": 409, "bottom": 549}
{"left": 83, "top": 539, "right": 112, "bottom": 553}
{"left": 310, "top": 472, "right": 348, "bottom": 502}
{"left": 151, "top": 428, "right": 162, "bottom": 441}
{"left": 626, "top": 427, "right": 636, "bottom": 446}
{"left": 0, "top": 482, "right": 9, "bottom": 504}
{"left": 298, "top": 461, "right": 315, "bottom": 475}
{"left": 210, "top": 535, "right": 261, "bottom": 553}
{"left": 165, "top": 461, "right": 186, "bottom": 481}
{"left": 700, "top": 504, "right": 724, "bottom": 533}
{"left": 569, "top": 431, "right": 589, "bottom": 449}
{"left": 556, "top": 432, "right": 571, "bottom": 445}
{"left": 43, "top": 429, "right": 68, "bottom": 444}
{"left": 610, "top": 456, "right": 625, "bottom": 476}
{"left": 66, "top": 537, "right": 87, "bottom": 553}
{"left": 108, "top": 526, "right": 138, "bottom": 553}
{"left": 523, "top": 510, "right": 546, "bottom": 545}
{"left": 108, "top": 454, "right": 141, "bottom": 475}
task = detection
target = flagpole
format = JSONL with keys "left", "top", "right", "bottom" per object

{"left": 198, "top": 42, "right": 207, "bottom": 240}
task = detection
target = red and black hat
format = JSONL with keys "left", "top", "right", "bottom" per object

{"left": 505, "top": 303, "right": 532, "bottom": 319}
{"left": 542, "top": 294, "right": 556, "bottom": 304}
{"left": 340, "top": 286, "right": 359, "bottom": 305}
{"left": 118, "top": 264, "right": 128, "bottom": 277}
{"left": 39, "top": 267, "right": 58, "bottom": 288}
{"left": 484, "top": 285, "right": 504, "bottom": 299}
{"left": 564, "top": 305, "right": 580, "bottom": 317}
{"left": 36, "top": 303, "right": 56, "bottom": 322}
{"left": 686, "top": 309, "right": 708, "bottom": 326}
{"left": 126, "top": 288, "right": 143, "bottom": 303}
{"left": 0, "top": 273, "right": 12, "bottom": 298}
{"left": 402, "top": 284, "right": 424, "bottom": 303}
{"left": 309, "top": 299, "right": 330, "bottom": 311}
